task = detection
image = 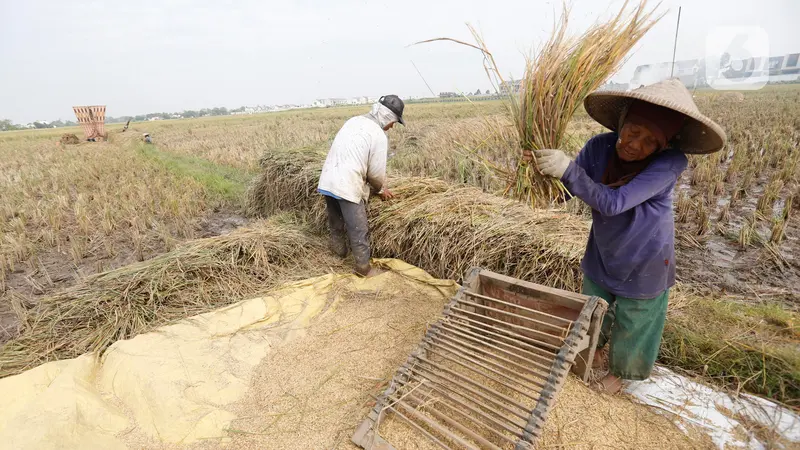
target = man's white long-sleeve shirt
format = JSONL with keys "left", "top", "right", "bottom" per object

{"left": 317, "top": 116, "right": 388, "bottom": 204}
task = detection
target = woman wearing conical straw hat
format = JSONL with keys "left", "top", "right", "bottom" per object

{"left": 536, "top": 79, "right": 726, "bottom": 393}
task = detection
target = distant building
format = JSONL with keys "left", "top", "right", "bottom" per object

{"left": 499, "top": 80, "right": 522, "bottom": 94}
{"left": 630, "top": 51, "right": 800, "bottom": 89}
{"left": 596, "top": 81, "right": 629, "bottom": 92}
{"left": 313, "top": 98, "right": 349, "bottom": 108}
{"left": 348, "top": 96, "right": 373, "bottom": 105}
{"left": 631, "top": 59, "right": 705, "bottom": 89}
{"left": 439, "top": 92, "right": 458, "bottom": 98}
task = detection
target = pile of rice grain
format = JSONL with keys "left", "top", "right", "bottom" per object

{"left": 187, "top": 274, "right": 713, "bottom": 450}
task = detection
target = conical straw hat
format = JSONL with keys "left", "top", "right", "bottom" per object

{"left": 584, "top": 78, "right": 726, "bottom": 154}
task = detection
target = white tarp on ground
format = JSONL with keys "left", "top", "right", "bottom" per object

{"left": 626, "top": 366, "right": 800, "bottom": 449}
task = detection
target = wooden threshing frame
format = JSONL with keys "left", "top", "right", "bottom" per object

{"left": 353, "top": 268, "right": 608, "bottom": 449}
{"left": 72, "top": 105, "right": 106, "bottom": 140}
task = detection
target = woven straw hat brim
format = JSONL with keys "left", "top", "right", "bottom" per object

{"left": 584, "top": 80, "right": 727, "bottom": 154}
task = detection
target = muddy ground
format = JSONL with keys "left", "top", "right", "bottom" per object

{"left": 674, "top": 171, "right": 800, "bottom": 309}
{"left": 676, "top": 225, "right": 800, "bottom": 307}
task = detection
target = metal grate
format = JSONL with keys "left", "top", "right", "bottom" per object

{"left": 353, "top": 268, "right": 607, "bottom": 450}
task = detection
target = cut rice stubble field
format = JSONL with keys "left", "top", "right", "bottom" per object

{"left": 1, "top": 88, "right": 799, "bottom": 406}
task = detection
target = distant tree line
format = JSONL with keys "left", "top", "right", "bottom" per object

{"left": 106, "top": 106, "right": 239, "bottom": 123}
{"left": 0, "top": 119, "right": 22, "bottom": 131}
{"left": 1, "top": 106, "right": 249, "bottom": 132}
{"left": 0, "top": 118, "right": 78, "bottom": 130}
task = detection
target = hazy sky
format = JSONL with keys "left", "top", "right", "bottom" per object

{"left": 0, "top": 0, "right": 797, "bottom": 123}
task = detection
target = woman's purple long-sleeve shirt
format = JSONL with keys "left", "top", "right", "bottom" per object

{"left": 560, "top": 132, "right": 688, "bottom": 299}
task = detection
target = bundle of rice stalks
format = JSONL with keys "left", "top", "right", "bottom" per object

{"left": 247, "top": 149, "right": 589, "bottom": 289}
{"left": 691, "top": 158, "right": 714, "bottom": 186}
{"left": 510, "top": 2, "right": 662, "bottom": 206}
{"left": 0, "top": 215, "right": 342, "bottom": 377}
{"left": 246, "top": 146, "right": 328, "bottom": 217}
{"left": 363, "top": 180, "right": 587, "bottom": 287}
{"left": 416, "top": 0, "right": 662, "bottom": 207}
{"left": 59, "top": 133, "right": 80, "bottom": 145}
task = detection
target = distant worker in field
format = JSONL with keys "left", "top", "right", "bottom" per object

{"left": 143, "top": 133, "right": 152, "bottom": 144}
{"left": 534, "top": 79, "right": 726, "bottom": 394}
{"left": 317, "top": 95, "right": 405, "bottom": 277}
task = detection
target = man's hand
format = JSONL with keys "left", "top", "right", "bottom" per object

{"left": 379, "top": 188, "right": 395, "bottom": 201}
{"left": 535, "top": 149, "right": 571, "bottom": 179}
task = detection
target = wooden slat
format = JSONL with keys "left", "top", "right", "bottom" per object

{"left": 425, "top": 343, "right": 544, "bottom": 396}
{"left": 440, "top": 320, "right": 555, "bottom": 364}
{"left": 456, "top": 297, "right": 569, "bottom": 335}
{"left": 465, "top": 291, "right": 573, "bottom": 325}
{"left": 382, "top": 405, "right": 452, "bottom": 450}
{"left": 403, "top": 394, "right": 508, "bottom": 450}
{"left": 405, "top": 373, "right": 529, "bottom": 429}
{"left": 393, "top": 400, "right": 477, "bottom": 449}
{"left": 434, "top": 323, "right": 554, "bottom": 377}
{"left": 408, "top": 365, "right": 529, "bottom": 421}
{"left": 450, "top": 307, "right": 564, "bottom": 349}
{"left": 477, "top": 270, "right": 587, "bottom": 310}
{"left": 414, "top": 384, "right": 526, "bottom": 436}
{"left": 444, "top": 314, "right": 559, "bottom": 357}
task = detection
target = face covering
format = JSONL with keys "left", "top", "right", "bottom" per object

{"left": 364, "top": 102, "right": 398, "bottom": 129}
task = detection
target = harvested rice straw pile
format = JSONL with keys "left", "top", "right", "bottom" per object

{"left": 0, "top": 215, "right": 345, "bottom": 378}
{"left": 247, "top": 148, "right": 589, "bottom": 288}
{"left": 417, "top": 1, "right": 662, "bottom": 207}
{"left": 59, "top": 133, "right": 80, "bottom": 145}
{"left": 246, "top": 146, "right": 326, "bottom": 217}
